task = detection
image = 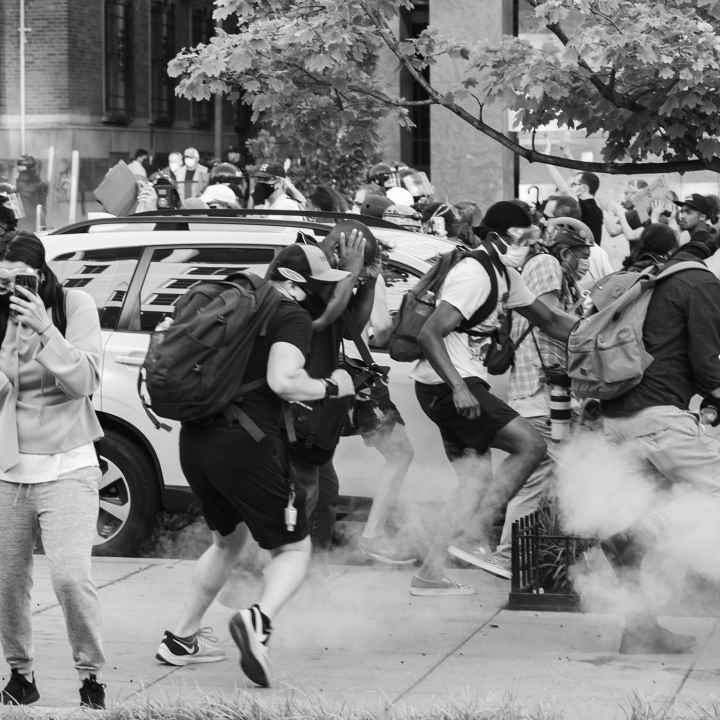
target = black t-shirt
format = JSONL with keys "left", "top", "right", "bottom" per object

{"left": 301, "top": 293, "right": 344, "bottom": 378}
{"left": 239, "top": 297, "right": 312, "bottom": 435}
{"left": 579, "top": 197, "right": 604, "bottom": 245}
{"left": 602, "top": 258, "right": 720, "bottom": 417}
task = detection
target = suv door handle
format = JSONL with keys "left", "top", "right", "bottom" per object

{"left": 114, "top": 353, "right": 146, "bottom": 367}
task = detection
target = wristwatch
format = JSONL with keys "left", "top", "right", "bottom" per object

{"left": 323, "top": 377, "right": 339, "bottom": 399}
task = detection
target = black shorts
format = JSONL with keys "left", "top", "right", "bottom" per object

{"left": 415, "top": 377, "right": 518, "bottom": 460}
{"left": 179, "top": 424, "right": 308, "bottom": 550}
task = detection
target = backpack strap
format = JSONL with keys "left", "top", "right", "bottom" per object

{"left": 458, "top": 250, "right": 500, "bottom": 332}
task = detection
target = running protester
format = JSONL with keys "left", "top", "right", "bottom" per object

{"left": 156, "top": 244, "right": 354, "bottom": 688}
{"left": 410, "top": 201, "right": 577, "bottom": 596}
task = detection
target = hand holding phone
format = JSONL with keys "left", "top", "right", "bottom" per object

{"left": 14, "top": 273, "right": 39, "bottom": 295}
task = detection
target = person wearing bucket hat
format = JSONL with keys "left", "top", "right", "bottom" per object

{"left": 156, "top": 241, "right": 354, "bottom": 687}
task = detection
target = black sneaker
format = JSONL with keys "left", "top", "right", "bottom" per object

{"left": 228, "top": 604, "right": 272, "bottom": 687}
{"left": 1, "top": 669, "right": 40, "bottom": 705}
{"left": 79, "top": 675, "right": 106, "bottom": 709}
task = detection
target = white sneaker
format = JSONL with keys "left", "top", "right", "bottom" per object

{"left": 448, "top": 543, "right": 490, "bottom": 568}
{"left": 229, "top": 605, "right": 271, "bottom": 687}
{"left": 155, "top": 627, "right": 226, "bottom": 666}
{"left": 475, "top": 554, "right": 512, "bottom": 580}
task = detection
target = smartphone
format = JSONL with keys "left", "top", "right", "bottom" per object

{"left": 14, "top": 273, "right": 39, "bottom": 295}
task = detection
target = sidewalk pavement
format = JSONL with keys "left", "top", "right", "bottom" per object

{"left": 9, "top": 556, "right": 720, "bottom": 719}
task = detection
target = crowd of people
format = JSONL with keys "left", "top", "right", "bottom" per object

{"left": 1, "top": 152, "right": 720, "bottom": 704}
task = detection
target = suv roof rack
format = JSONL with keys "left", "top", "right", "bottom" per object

{"left": 50, "top": 209, "right": 402, "bottom": 235}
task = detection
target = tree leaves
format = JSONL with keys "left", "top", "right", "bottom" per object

{"left": 168, "top": 0, "right": 720, "bottom": 172}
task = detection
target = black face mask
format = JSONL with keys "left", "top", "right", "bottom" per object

{"left": 252, "top": 183, "right": 274, "bottom": 205}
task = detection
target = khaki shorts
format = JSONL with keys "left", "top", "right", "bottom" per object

{"left": 604, "top": 405, "right": 720, "bottom": 495}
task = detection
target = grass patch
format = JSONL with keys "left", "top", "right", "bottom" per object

{"left": 2, "top": 695, "right": 720, "bottom": 720}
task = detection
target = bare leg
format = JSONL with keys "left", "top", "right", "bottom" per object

{"left": 174, "top": 524, "right": 249, "bottom": 637}
{"left": 258, "top": 536, "right": 312, "bottom": 618}
{"left": 472, "top": 417, "right": 546, "bottom": 543}
{"left": 416, "top": 450, "right": 491, "bottom": 581}
{"left": 361, "top": 424, "right": 414, "bottom": 540}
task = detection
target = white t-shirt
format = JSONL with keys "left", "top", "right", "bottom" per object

{"left": 267, "top": 195, "right": 302, "bottom": 211}
{"left": 411, "top": 256, "right": 536, "bottom": 384}
{"left": 0, "top": 442, "right": 98, "bottom": 485}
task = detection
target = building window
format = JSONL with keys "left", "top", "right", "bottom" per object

{"left": 190, "top": 7, "right": 215, "bottom": 129}
{"left": 399, "top": 0, "right": 430, "bottom": 176}
{"left": 104, "top": 0, "right": 133, "bottom": 124}
{"left": 151, "top": 0, "right": 176, "bottom": 126}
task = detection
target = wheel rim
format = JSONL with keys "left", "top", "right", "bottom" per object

{"left": 95, "top": 456, "right": 132, "bottom": 547}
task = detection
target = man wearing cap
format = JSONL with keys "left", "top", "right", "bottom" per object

{"left": 409, "top": 201, "right": 578, "bottom": 596}
{"left": 674, "top": 193, "right": 718, "bottom": 250}
{"left": 449, "top": 215, "right": 592, "bottom": 580}
{"left": 155, "top": 245, "right": 354, "bottom": 687}
{"left": 251, "top": 163, "right": 305, "bottom": 211}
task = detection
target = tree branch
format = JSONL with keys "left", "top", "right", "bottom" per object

{"left": 362, "top": 2, "right": 720, "bottom": 175}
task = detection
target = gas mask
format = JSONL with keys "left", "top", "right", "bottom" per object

{"left": 252, "top": 182, "right": 275, "bottom": 206}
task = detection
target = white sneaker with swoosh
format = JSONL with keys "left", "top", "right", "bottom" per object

{"left": 155, "top": 627, "right": 227, "bottom": 666}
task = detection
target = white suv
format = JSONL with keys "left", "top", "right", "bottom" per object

{"left": 43, "top": 211, "right": 456, "bottom": 555}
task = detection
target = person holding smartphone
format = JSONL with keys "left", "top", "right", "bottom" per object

{"left": 0, "top": 231, "right": 106, "bottom": 708}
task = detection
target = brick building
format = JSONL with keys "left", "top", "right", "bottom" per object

{"left": 0, "top": 0, "right": 246, "bottom": 225}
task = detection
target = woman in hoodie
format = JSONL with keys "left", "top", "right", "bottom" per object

{"left": 0, "top": 231, "right": 106, "bottom": 709}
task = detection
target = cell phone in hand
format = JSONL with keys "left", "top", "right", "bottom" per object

{"left": 14, "top": 273, "right": 39, "bottom": 295}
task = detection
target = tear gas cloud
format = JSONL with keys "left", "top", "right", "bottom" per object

{"left": 555, "top": 431, "right": 720, "bottom": 615}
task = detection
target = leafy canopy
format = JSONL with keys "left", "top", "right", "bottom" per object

{"left": 169, "top": 0, "right": 720, "bottom": 174}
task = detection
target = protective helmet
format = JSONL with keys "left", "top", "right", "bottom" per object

{"left": 542, "top": 216, "right": 593, "bottom": 249}
{"left": 367, "top": 162, "right": 393, "bottom": 185}
{"left": 386, "top": 186, "right": 415, "bottom": 207}
{"left": 382, "top": 204, "right": 422, "bottom": 232}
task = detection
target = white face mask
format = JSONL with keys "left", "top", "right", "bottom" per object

{"left": 501, "top": 245, "right": 530, "bottom": 268}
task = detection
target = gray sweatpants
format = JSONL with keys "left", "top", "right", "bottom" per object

{"left": 0, "top": 467, "right": 105, "bottom": 677}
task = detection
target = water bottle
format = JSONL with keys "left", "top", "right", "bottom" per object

{"left": 546, "top": 368, "right": 572, "bottom": 441}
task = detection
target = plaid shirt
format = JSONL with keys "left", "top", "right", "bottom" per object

{"left": 509, "top": 253, "right": 574, "bottom": 402}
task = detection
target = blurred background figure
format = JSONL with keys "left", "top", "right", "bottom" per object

{"left": 15, "top": 157, "right": 47, "bottom": 232}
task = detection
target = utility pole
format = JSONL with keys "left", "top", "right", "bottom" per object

{"left": 19, "top": 0, "right": 29, "bottom": 155}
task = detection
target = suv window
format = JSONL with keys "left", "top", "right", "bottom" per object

{"left": 138, "top": 245, "right": 276, "bottom": 331}
{"left": 383, "top": 261, "right": 421, "bottom": 316}
{"left": 50, "top": 247, "right": 142, "bottom": 330}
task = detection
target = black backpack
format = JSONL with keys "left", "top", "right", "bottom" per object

{"left": 139, "top": 272, "right": 282, "bottom": 432}
{"left": 388, "top": 242, "right": 508, "bottom": 363}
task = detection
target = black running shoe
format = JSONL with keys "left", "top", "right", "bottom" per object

{"left": 1, "top": 669, "right": 39, "bottom": 705}
{"left": 228, "top": 605, "right": 272, "bottom": 687}
{"left": 79, "top": 675, "right": 106, "bottom": 709}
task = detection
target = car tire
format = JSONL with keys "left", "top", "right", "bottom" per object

{"left": 93, "top": 430, "right": 160, "bottom": 557}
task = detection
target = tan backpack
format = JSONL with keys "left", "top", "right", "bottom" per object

{"left": 567, "top": 260, "right": 710, "bottom": 399}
